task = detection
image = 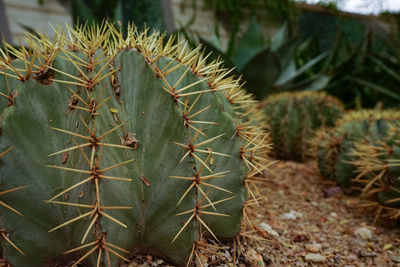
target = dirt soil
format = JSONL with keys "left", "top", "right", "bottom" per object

{"left": 124, "top": 161, "right": 400, "bottom": 267}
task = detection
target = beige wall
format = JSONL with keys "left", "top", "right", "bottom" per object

{"left": 3, "top": 0, "right": 72, "bottom": 45}
{"left": 171, "top": 0, "right": 232, "bottom": 50}
{"left": 171, "top": 0, "right": 282, "bottom": 51}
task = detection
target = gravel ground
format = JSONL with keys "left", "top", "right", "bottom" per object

{"left": 123, "top": 160, "right": 400, "bottom": 267}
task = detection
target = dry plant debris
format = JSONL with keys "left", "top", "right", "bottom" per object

{"left": 123, "top": 161, "right": 400, "bottom": 267}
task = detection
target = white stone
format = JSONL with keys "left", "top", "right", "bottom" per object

{"left": 280, "top": 210, "right": 303, "bottom": 220}
{"left": 306, "top": 243, "right": 322, "bottom": 252}
{"left": 330, "top": 212, "right": 338, "bottom": 217}
{"left": 354, "top": 227, "right": 373, "bottom": 240}
{"left": 259, "top": 222, "right": 279, "bottom": 238}
{"left": 305, "top": 253, "right": 326, "bottom": 263}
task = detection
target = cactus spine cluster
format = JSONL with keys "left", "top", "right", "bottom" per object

{"left": 0, "top": 23, "right": 270, "bottom": 266}
{"left": 261, "top": 91, "right": 344, "bottom": 162}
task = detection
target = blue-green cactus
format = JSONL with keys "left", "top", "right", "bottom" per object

{"left": 0, "top": 24, "right": 270, "bottom": 266}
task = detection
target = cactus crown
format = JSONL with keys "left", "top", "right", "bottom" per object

{"left": 0, "top": 23, "right": 270, "bottom": 266}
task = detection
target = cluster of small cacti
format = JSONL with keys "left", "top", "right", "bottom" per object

{"left": 0, "top": 23, "right": 270, "bottom": 266}
{"left": 260, "top": 91, "right": 344, "bottom": 162}
{"left": 316, "top": 109, "right": 400, "bottom": 220}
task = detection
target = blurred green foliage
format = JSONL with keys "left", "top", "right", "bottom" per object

{"left": 71, "top": 0, "right": 165, "bottom": 34}
{"left": 181, "top": 19, "right": 329, "bottom": 99}
{"left": 38, "top": 0, "right": 400, "bottom": 108}
{"left": 181, "top": 10, "right": 400, "bottom": 108}
{"left": 321, "top": 25, "right": 400, "bottom": 108}
{"left": 181, "top": 0, "right": 297, "bottom": 56}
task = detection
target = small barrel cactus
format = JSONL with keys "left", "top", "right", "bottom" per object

{"left": 349, "top": 123, "right": 400, "bottom": 220}
{"left": 260, "top": 91, "right": 344, "bottom": 162}
{"left": 0, "top": 24, "right": 270, "bottom": 266}
{"left": 316, "top": 109, "right": 400, "bottom": 187}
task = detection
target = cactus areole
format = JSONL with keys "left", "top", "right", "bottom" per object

{"left": 0, "top": 24, "right": 270, "bottom": 266}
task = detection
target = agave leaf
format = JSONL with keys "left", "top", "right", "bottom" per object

{"left": 241, "top": 49, "right": 281, "bottom": 99}
{"left": 232, "top": 17, "right": 266, "bottom": 71}
{"left": 176, "top": 27, "right": 199, "bottom": 50}
{"left": 306, "top": 75, "right": 331, "bottom": 91}
{"left": 367, "top": 54, "right": 400, "bottom": 83}
{"left": 350, "top": 78, "right": 400, "bottom": 101}
{"left": 274, "top": 37, "right": 301, "bottom": 69}
{"left": 71, "top": 0, "right": 95, "bottom": 24}
{"left": 113, "top": 0, "right": 124, "bottom": 26}
{"left": 281, "top": 74, "right": 331, "bottom": 92}
{"left": 199, "top": 38, "right": 236, "bottom": 70}
{"left": 270, "top": 22, "right": 288, "bottom": 52}
{"left": 210, "top": 30, "right": 223, "bottom": 52}
{"left": 275, "top": 52, "right": 327, "bottom": 86}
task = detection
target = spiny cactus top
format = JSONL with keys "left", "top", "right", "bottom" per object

{"left": 0, "top": 23, "right": 270, "bottom": 266}
{"left": 261, "top": 91, "right": 344, "bottom": 162}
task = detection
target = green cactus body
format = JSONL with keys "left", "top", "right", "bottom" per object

{"left": 261, "top": 91, "right": 344, "bottom": 162}
{"left": 0, "top": 25, "right": 270, "bottom": 266}
{"left": 317, "top": 110, "right": 400, "bottom": 188}
{"left": 348, "top": 122, "right": 400, "bottom": 219}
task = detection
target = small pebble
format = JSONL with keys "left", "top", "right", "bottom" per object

{"left": 292, "top": 233, "right": 309, "bottom": 242}
{"left": 391, "top": 255, "right": 400, "bottom": 263}
{"left": 330, "top": 212, "right": 338, "bottom": 217}
{"left": 259, "top": 222, "right": 279, "bottom": 238}
{"left": 333, "top": 255, "right": 341, "bottom": 264}
{"left": 323, "top": 186, "right": 342, "bottom": 197}
{"left": 358, "top": 250, "right": 376, "bottom": 258}
{"left": 306, "top": 243, "right": 322, "bottom": 253}
{"left": 280, "top": 210, "right": 303, "bottom": 220}
{"left": 346, "top": 254, "right": 358, "bottom": 262}
{"left": 354, "top": 227, "right": 373, "bottom": 240}
{"left": 246, "top": 248, "right": 265, "bottom": 266}
{"left": 305, "top": 253, "right": 326, "bottom": 263}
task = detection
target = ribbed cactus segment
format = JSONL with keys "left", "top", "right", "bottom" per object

{"left": 261, "top": 91, "right": 344, "bottom": 162}
{"left": 0, "top": 147, "right": 27, "bottom": 257}
{"left": 0, "top": 24, "right": 270, "bottom": 266}
{"left": 349, "top": 123, "right": 400, "bottom": 220}
{"left": 316, "top": 110, "right": 400, "bottom": 187}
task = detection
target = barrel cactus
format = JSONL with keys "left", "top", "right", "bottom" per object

{"left": 349, "top": 123, "right": 400, "bottom": 220}
{"left": 0, "top": 24, "right": 270, "bottom": 266}
{"left": 260, "top": 91, "right": 344, "bottom": 162}
{"left": 316, "top": 109, "right": 400, "bottom": 187}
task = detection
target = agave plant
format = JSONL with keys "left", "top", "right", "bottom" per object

{"left": 321, "top": 29, "right": 400, "bottom": 109}
{"left": 181, "top": 19, "right": 329, "bottom": 100}
{"left": 0, "top": 23, "right": 270, "bottom": 266}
